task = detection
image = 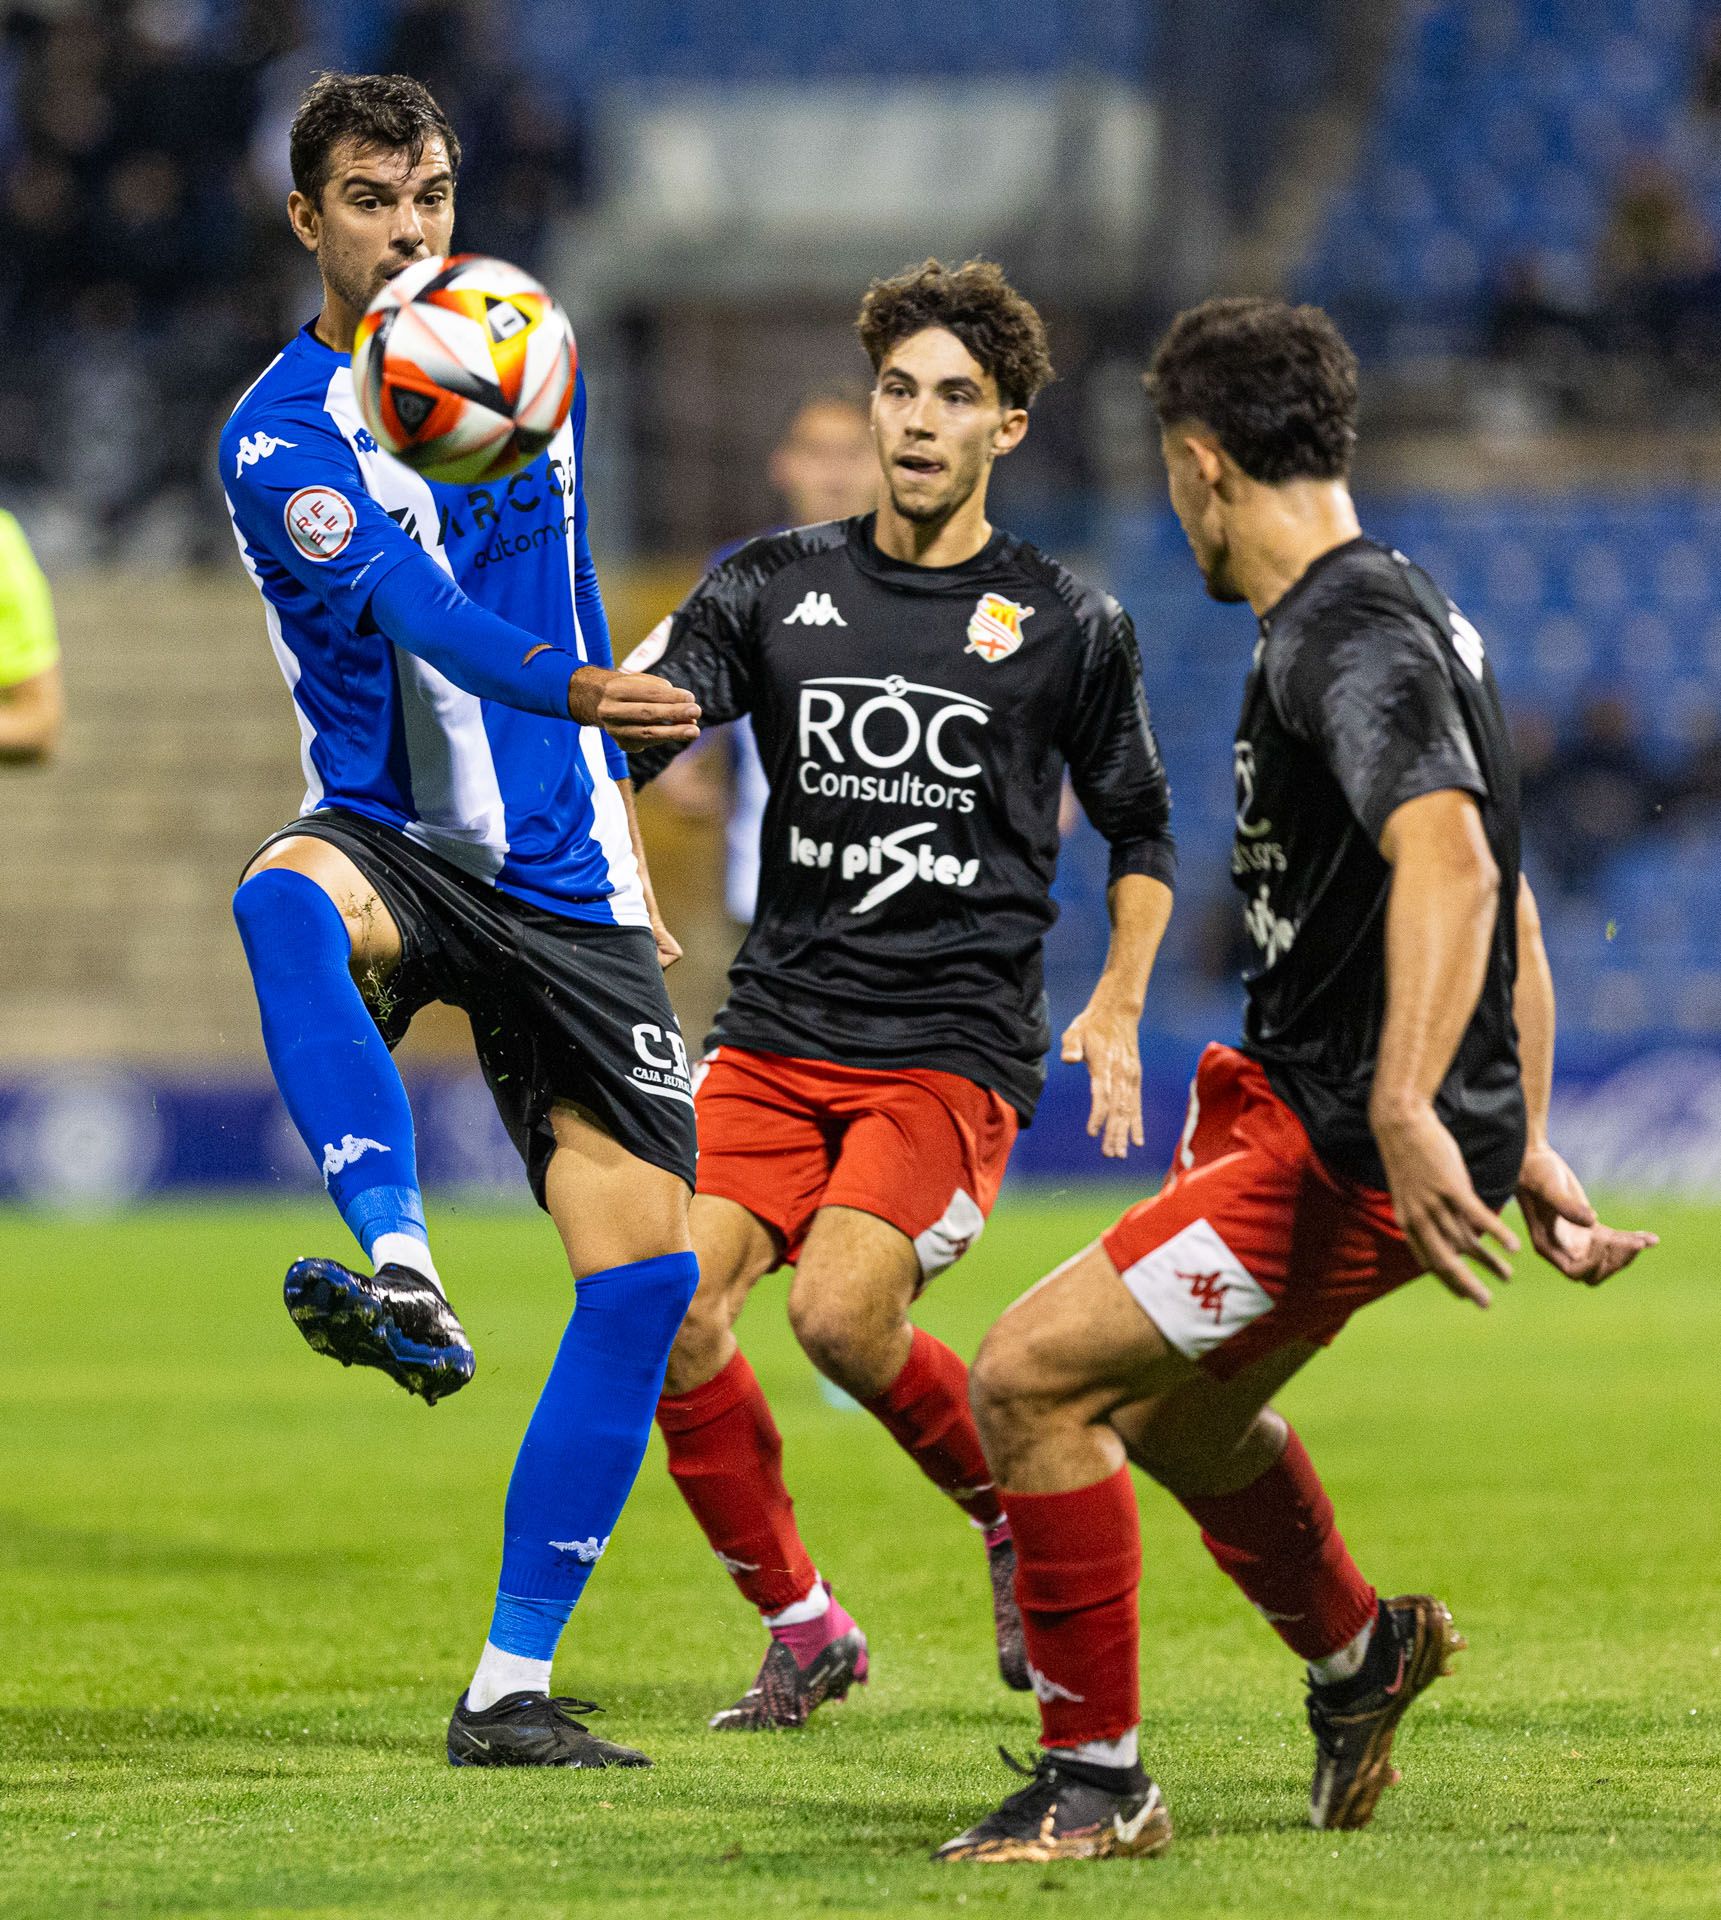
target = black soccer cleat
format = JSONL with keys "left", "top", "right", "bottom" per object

{"left": 1306, "top": 1593, "right": 1465, "bottom": 1830}
{"left": 283, "top": 1256, "right": 475, "bottom": 1405}
{"left": 987, "top": 1534, "right": 1032, "bottom": 1691}
{"left": 936, "top": 1748, "right": 1173, "bottom": 1863}
{"left": 708, "top": 1622, "right": 870, "bottom": 1731}
{"left": 447, "top": 1691, "right": 652, "bottom": 1768}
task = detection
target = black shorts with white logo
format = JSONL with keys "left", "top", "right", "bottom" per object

{"left": 248, "top": 808, "right": 697, "bottom": 1206}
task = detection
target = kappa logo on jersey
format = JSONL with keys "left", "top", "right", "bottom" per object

{"left": 234, "top": 431, "right": 296, "bottom": 475}
{"left": 784, "top": 591, "right": 847, "bottom": 627}
{"left": 964, "top": 592, "right": 1034, "bottom": 662}
{"left": 285, "top": 486, "right": 358, "bottom": 562}
{"left": 320, "top": 1133, "right": 389, "bottom": 1183}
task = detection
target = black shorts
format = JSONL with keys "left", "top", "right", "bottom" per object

{"left": 248, "top": 808, "right": 697, "bottom": 1206}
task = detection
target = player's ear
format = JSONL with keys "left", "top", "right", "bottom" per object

{"left": 287, "top": 189, "right": 320, "bottom": 253}
{"left": 993, "top": 407, "right": 1030, "bottom": 458}
{"left": 1185, "top": 433, "right": 1225, "bottom": 489}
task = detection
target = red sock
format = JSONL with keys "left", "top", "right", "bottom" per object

{"left": 861, "top": 1327, "right": 1003, "bottom": 1529}
{"left": 656, "top": 1351, "right": 819, "bottom": 1615}
{"left": 1176, "top": 1427, "right": 1377, "bottom": 1662}
{"left": 1003, "top": 1466, "right": 1141, "bottom": 1748}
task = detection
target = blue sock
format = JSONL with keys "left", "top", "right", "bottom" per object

{"left": 486, "top": 1251, "right": 700, "bottom": 1659}
{"left": 233, "top": 867, "right": 426, "bottom": 1263}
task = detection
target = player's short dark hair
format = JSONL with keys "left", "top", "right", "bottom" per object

{"left": 1146, "top": 297, "right": 1358, "bottom": 484}
{"left": 289, "top": 71, "right": 462, "bottom": 207}
{"left": 856, "top": 258, "right": 1054, "bottom": 409}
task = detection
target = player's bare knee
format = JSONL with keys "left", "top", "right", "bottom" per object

{"left": 969, "top": 1320, "right": 1039, "bottom": 1443}
{"left": 666, "top": 1279, "right": 737, "bottom": 1374}
{"left": 786, "top": 1284, "right": 891, "bottom": 1394}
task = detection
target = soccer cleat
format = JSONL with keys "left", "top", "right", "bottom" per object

{"left": 283, "top": 1256, "right": 475, "bottom": 1404}
{"left": 447, "top": 1691, "right": 652, "bottom": 1768}
{"left": 1306, "top": 1593, "right": 1465, "bottom": 1830}
{"left": 986, "top": 1531, "right": 1032, "bottom": 1691}
{"left": 935, "top": 1748, "right": 1173, "bottom": 1863}
{"left": 709, "top": 1586, "right": 869, "bottom": 1731}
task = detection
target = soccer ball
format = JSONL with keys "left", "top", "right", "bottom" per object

{"left": 352, "top": 254, "right": 576, "bottom": 486}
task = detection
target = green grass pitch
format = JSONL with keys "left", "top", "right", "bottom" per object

{"left": 2, "top": 1189, "right": 1716, "bottom": 1918}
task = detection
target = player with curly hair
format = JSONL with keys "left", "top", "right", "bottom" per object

{"left": 628, "top": 258, "right": 1179, "bottom": 1733}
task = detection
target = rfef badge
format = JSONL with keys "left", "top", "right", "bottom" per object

{"left": 965, "top": 593, "right": 1033, "bottom": 663}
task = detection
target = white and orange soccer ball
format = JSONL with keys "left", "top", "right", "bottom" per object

{"left": 352, "top": 254, "right": 576, "bottom": 486}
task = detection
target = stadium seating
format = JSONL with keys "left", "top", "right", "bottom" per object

{"left": 509, "top": 0, "right": 1153, "bottom": 91}
{"left": 1303, "top": 0, "right": 1716, "bottom": 357}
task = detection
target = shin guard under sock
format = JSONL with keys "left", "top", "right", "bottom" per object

{"left": 656, "top": 1349, "right": 820, "bottom": 1615}
{"left": 487, "top": 1251, "right": 700, "bottom": 1661}
{"left": 1003, "top": 1465, "right": 1142, "bottom": 1749}
{"left": 861, "top": 1327, "right": 1004, "bottom": 1530}
{"left": 1176, "top": 1426, "right": 1378, "bottom": 1662}
{"left": 232, "top": 867, "right": 426, "bottom": 1261}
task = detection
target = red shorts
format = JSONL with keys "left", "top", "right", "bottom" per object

{"left": 693, "top": 1046, "right": 1019, "bottom": 1276}
{"left": 1102, "top": 1043, "right": 1421, "bottom": 1381}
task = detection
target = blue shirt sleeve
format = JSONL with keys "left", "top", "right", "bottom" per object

{"left": 367, "top": 546, "right": 580, "bottom": 720}
{"left": 567, "top": 373, "right": 630, "bottom": 782}
{"left": 226, "top": 405, "right": 585, "bottom": 721}
{"left": 223, "top": 411, "right": 424, "bottom": 616}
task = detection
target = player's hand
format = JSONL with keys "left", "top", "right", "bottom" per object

{"left": 651, "top": 912, "right": 683, "bottom": 971}
{"left": 1061, "top": 995, "right": 1145, "bottom": 1160}
{"left": 570, "top": 666, "right": 700, "bottom": 749}
{"left": 1516, "top": 1141, "right": 1657, "bottom": 1286}
{"left": 1372, "top": 1097, "right": 1519, "bottom": 1307}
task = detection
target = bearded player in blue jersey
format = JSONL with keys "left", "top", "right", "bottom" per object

{"left": 220, "top": 72, "right": 703, "bottom": 1770}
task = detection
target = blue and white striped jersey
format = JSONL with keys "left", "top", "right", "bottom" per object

{"left": 220, "top": 322, "right": 645, "bottom": 925}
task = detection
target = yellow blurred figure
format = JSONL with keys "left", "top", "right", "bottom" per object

{"left": 0, "top": 511, "right": 62, "bottom": 764}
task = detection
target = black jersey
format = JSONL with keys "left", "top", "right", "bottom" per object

{"left": 628, "top": 514, "right": 1176, "bottom": 1117}
{"left": 1233, "top": 537, "right": 1525, "bottom": 1204}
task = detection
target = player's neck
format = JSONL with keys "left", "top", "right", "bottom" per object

{"left": 1233, "top": 482, "right": 1362, "bottom": 617}
{"left": 311, "top": 294, "right": 362, "bottom": 357}
{"left": 872, "top": 493, "right": 994, "bottom": 570}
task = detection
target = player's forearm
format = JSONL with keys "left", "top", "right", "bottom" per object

{"left": 1513, "top": 875, "right": 1556, "bottom": 1149}
{"left": 0, "top": 666, "right": 63, "bottom": 763}
{"left": 369, "top": 554, "right": 580, "bottom": 719}
{"left": 1086, "top": 874, "right": 1173, "bottom": 1014}
{"left": 1369, "top": 793, "right": 1502, "bottom": 1132}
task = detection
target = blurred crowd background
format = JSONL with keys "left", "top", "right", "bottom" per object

{"left": 4, "top": 0, "right": 1721, "bottom": 1203}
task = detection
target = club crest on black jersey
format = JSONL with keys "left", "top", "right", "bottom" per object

{"left": 629, "top": 514, "right": 1177, "bottom": 1118}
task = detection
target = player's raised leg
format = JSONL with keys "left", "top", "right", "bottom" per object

{"left": 656, "top": 1193, "right": 871, "bottom": 1732}
{"left": 233, "top": 835, "right": 472, "bottom": 1403}
{"left": 450, "top": 1105, "right": 697, "bottom": 1767}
